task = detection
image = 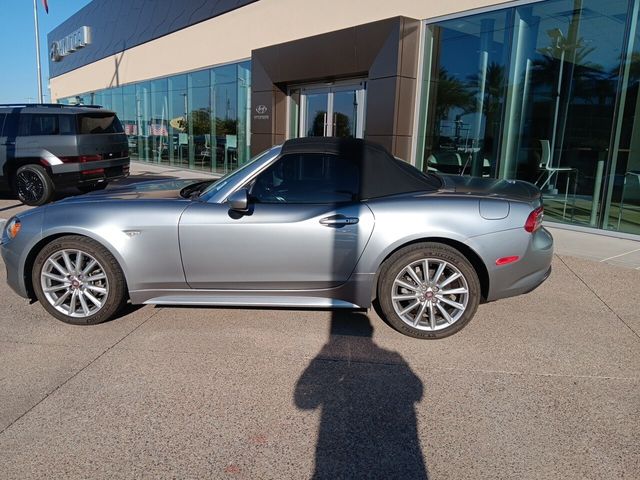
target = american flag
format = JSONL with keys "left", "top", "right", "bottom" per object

{"left": 123, "top": 123, "right": 137, "bottom": 135}
{"left": 42, "top": 0, "right": 49, "bottom": 13}
{"left": 149, "top": 123, "right": 168, "bottom": 136}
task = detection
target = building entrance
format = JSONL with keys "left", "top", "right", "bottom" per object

{"left": 291, "top": 81, "right": 366, "bottom": 139}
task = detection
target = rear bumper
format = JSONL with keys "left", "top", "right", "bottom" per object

{"left": 49, "top": 158, "right": 130, "bottom": 187}
{"left": 473, "top": 226, "right": 554, "bottom": 302}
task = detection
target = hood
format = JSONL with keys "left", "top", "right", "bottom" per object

{"left": 440, "top": 175, "right": 541, "bottom": 203}
{"left": 56, "top": 178, "right": 213, "bottom": 203}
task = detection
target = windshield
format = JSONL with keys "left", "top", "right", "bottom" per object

{"left": 199, "top": 146, "right": 279, "bottom": 197}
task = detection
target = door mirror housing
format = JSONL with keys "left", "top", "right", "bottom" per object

{"left": 227, "top": 188, "right": 249, "bottom": 212}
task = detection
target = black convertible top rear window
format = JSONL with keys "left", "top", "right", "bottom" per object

{"left": 280, "top": 138, "right": 441, "bottom": 199}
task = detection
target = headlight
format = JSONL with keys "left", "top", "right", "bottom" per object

{"left": 5, "top": 217, "right": 21, "bottom": 239}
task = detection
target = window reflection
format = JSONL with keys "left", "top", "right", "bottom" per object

{"left": 59, "top": 61, "right": 251, "bottom": 175}
{"left": 419, "top": 0, "right": 637, "bottom": 234}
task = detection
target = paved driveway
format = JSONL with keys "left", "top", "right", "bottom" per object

{"left": 0, "top": 165, "right": 638, "bottom": 479}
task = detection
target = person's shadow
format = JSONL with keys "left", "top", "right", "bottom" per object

{"left": 294, "top": 312, "right": 428, "bottom": 479}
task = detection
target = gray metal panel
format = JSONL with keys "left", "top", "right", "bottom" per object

{"left": 179, "top": 202, "right": 375, "bottom": 289}
{"left": 47, "top": 0, "right": 260, "bottom": 78}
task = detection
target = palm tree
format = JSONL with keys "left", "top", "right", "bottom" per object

{"left": 434, "top": 67, "right": 474, "bottom": 121}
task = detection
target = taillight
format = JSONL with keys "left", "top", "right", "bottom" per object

{"left": 59, "top": 154, "right": 103, "bottom": 163}
{"left": 524, "top": 206, "right": 544, "bottom": 233}
{"left": 81, "top": 168, "right": 105, "bottom": 175}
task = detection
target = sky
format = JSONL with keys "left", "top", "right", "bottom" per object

{"left": 0, "top": 0, "right": 92, "bottom": 103}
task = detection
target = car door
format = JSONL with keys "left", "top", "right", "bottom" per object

{"left": 179, "top": 152, "right": 375, "bottom": 290}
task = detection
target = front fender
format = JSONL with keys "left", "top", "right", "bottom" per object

{"left": 42, "top": 201, "right": 189, "bottom": 293}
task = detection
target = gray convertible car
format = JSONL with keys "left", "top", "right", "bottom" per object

{"left": 1, "top": 138, "right": 552, "bottom": 339}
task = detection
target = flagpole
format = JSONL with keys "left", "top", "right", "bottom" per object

{"left": 33, "top": 0, "right": 44, "bottom": 103}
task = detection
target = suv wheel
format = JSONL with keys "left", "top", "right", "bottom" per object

{"left": 377, "top": 243, "right": 481, "bottom": 339}
{"left": 14, "top": 164, "right": 55, "bottom": 206}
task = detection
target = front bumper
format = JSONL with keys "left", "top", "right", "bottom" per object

{"left": 1, "top": 241, "right": 29, "bottom": 299}
{"left": 1, "top": 210, "right": 46, "bottom": 300}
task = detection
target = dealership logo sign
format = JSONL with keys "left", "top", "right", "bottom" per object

{"left": 254, "top": 104, "right": 269, "bottom": 120}
{"left": 50, "top": 26, "right": 92, "bottom": 62}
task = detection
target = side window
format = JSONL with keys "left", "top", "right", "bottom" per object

{"left": 0, "top": 114, "right": 6, "bottom": 137}
{"left": 17, "top": 114, "right": 31, "bottom": 136}
{"left": 250, "top": 153, "right": 360, "bottom": 204}
{"left": 18, "top": 114, "right": 60, "bottom": 136}
{"left": 3, "top": 112, "right": 19, "bottom": 137}
{"left": 58, "top": 115, "right": 75, "bottom": 135}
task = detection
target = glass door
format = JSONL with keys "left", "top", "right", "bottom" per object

{"left": 303, "top": 87, "right": 331, "bottom": 137}
{"left": 293, "top": 81, "right": 366, "bottom": 139}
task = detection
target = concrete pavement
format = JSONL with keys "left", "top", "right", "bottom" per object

{"left": 0, "top": 162, "right": 638, "bottom": 479}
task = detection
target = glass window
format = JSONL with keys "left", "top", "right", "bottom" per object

{"left": 237, "top": 61, "right": 251, "bottom": 166}
{"left": 250, "top": 153, "right": 360, "bottom": 204}
{"left": 77, "top": 112, "right": 124, "bottom": 134}
{"left": 168, "top": 74, "right": 188, "bottom": 167}
{"left": 0, "top": 114, "right": 6, "bottom": 136}
{"left": 136, "top": 82, "right": 151, "bottom": 162}
{"left": 121, "top": 85, "right": 139, "bottom": 160}
{"left": 58, "top": 115, "right": 75, "bottom": 134}
{"left": 603, "top": 1, "right": 640, "bottom": 235}
{"left": 213, "top": 64, "right": 238, "bottom": 174}
{"left": 420, "top": 9, "right": 510, "bottom": 177}
{"left": 18, "top": 114, "right": 76, "bottom": 136}
{"left": 58, "top": 61, "right": 251, "bottom": 172}
{"left": 188, "top": 70, "right": 212, "bottom": 171}
{"left": 150, "top": 78, "right": 169, "bottom": 164}
{"left": 418, "top": 0, "right": 633, "bottom": 232}
{"left": 2, "top": 112, "right": 19, "bottom": 137}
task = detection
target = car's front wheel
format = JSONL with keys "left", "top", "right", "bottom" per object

{"left": 32, "top": 235, "right": 127, "bottom": 325}
{"left": 378, "top": 243, "right": 481, "bottom": 339}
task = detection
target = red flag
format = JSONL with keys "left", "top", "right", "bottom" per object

{"left": 42, "top": 0, "right": 49, "bottom": 14}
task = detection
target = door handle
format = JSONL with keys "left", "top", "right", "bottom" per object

{"left": 319, "top": 215, "right": 359, "bottom": 226}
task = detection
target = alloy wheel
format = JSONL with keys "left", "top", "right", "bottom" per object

{"left": 391, "top": 258, "right": 469, "bottom": 331}
{"left": 16, "top": 170, "right": 44, "bottom": 204}
{"left": 40, "top": 249, "right": 110, "bottom": 318}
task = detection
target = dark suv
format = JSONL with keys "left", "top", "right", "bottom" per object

{"left": 0, "top": 104, "right": 130, "bottom": 205}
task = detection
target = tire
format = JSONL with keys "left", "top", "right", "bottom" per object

{"left": 32, "top": 235, "right": 128, "bottom": 325}
{"left": 14, "top": 164, "right": 55, "bottom": 206}
{"left": 377, "top": 242, "right": 481, "bottom": 339}
{"left": 78, "top": 182, "right": 108, "bottom": 194}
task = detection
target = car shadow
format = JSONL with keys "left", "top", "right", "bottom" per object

{"left": 294, "top": 311, "right": 429, "bottom": 479}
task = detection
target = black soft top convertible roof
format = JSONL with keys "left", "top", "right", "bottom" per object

{"left": 280, "top": 137, "right": 441, "bottom": 199}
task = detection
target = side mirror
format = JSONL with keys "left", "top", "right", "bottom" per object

{"left": 227, "top": 188, "right": 249, "bottom": 212}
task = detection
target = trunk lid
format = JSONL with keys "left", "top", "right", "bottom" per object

{"left": 75, "top": 112, "right": 128, "bottom": 160}
{"left": 440, "top": 174, "right": 541, "bottom": 203}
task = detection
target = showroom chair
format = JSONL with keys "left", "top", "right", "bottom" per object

{"left": 535, "top": 139, "right": 577, "bottom": 219}
{"left": 616, "top": 170, "right": 640, "bottom": 230}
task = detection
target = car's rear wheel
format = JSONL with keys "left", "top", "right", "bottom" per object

{"left": 378, "top": 243, "right": 480, "bottom": 339}
{"left": 14, "top": 164, "right": 55, "bottom": 206}
{"left": 78, "top": 182, "right": 108, "bottom": 194}
{"left": 32, "top": 236, "right": 127, "bottom": 325}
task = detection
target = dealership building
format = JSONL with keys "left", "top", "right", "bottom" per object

{"left": 49, "top": 0, "right": 640, "bottom": 237}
